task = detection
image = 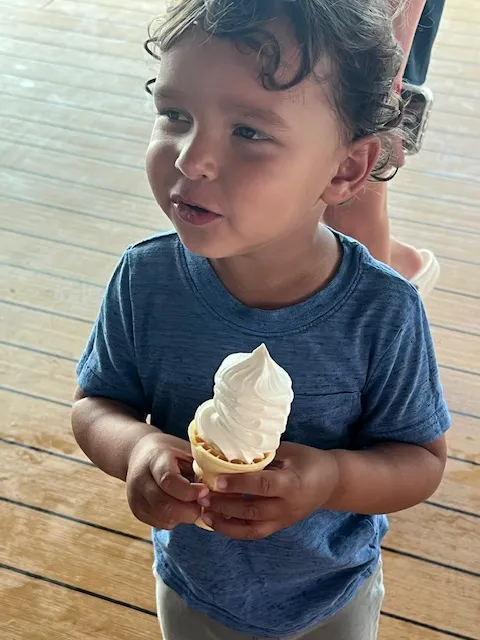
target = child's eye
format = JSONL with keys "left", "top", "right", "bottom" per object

{"left": 159, "top": 109, "right": 189, "bottom": 123}
{"left": 233, "top": 125, "right": 269, "bottom": 141}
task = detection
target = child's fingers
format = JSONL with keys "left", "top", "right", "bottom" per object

{"left": 214, "top": 468, "right": 291, "bottom": 498}
{"left": 140, "top": 477, "right": 202, "bottom": 527}
{"left": 151, "top": 451, "right": 208, "bottom": 502}
{"left": 202, "top": 512, "right": 277, "bottom": 540}
{"left": 208, "top": 494, "right": 284, "bottom": 522}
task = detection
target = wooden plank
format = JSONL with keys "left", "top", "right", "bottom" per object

{"left": 0, "top": 12, "right": 141, "bottom": 59}
{"left": 429, "top": 73, "right": 480, "bottom": 101}
{"left": 434, "top": 259, "right": 480, "bottom": 297}
{"left": 0, "top": 229, "right": 120, "bottom": 284}
{"left": 0, "top": 441, "right": 149, "bottom": 540}
{"left": 0, "top": 391, "right": 81, "bottom": 456}
{"left": 4, "top": 3, "right": 480, "bottom": 84}
{"left": 0, "top": 33, "right": 145, "bottom": 77}
{"left": 386, "top": 502, "right": 479, "bottom": 573}
{"left": 447, "top": 413, "right": 480, "bottom": 464}
{"left": 0, "top": 4, "right": 145, "bottom": 44}
{"left": 393, "top": 169, "right": 480, "bottom": 209}
{"left": 1, "top": 500, "right": 476, "bottom": 639}
{"left": 432, "top": 327, "right": 480, "bottom": 374}
{"left": 405, "top": 149, "right": 480, "bottom": 184}
{"left": 0, "top": 501, "right": 156, "bottom": 612}
{"left": 0, "top": 300, "right": 93, "bottom": 361}
{"left": 0, "top": 52, "right": 147, "bottom": 101}
{"left": 390, "top": 219, "right": 479, "bottom": 265}
{"left": 0, "top": 343, "right": 79, "bottom": 405}
{"left": 435, "top": 43, "right": 480, "bottom": 65}
{"left": 440, "top": 367, "right": 480, "bottom": 418}
{"left": 381, "top": 551, "right": 478, "bottom": 639}
{"left": 0, "top": 266, "right": 104, "bottom": 324}
{"left": 435, "top": 27, "right": 480, "bottom": 49}
{"left": 426, "top": 290, "right": 480, "bottom": 336}
{"left": 428, "top": 107, "right": 480, "bottom": 139}
{"left": 0, "top": 143, "right": 152, "bottom": 201}
{"left": 1, "top": 570, "right": 159, "bottom": 640}
{"left": 430, "top": 95, "right": 480, "bottom": 127}
{"left": 0, "top": 91, "right": 150, "bottom": 143}
{"left": 0, "top": 115, "right": 145, "bottom": 168}
{"left": 379, "top": 616, "right": 454, "bottom": 640}
{"left": 423, "top": 130, "right": 480, "bottom": 162}
{"left": 0, "top": 176, "right": 159, "bottom": 238}
{"left": 432, "top": 458, "right": 480, "bottom": 515}
{"left": 42, "top": 0, "right": 164, "bottom": 27}
{"left": 0, "top": 65, "right": 153, "bottom": 125}
{"left": 429, "top": 58, "right": 480, "bottom": 84}
{"left": 0, "top": 197, "right": 150, "bottom": 258}
{"left": 2, "top": 442, "right": 477, "bottom": 574}
{"left": 390, "top": 191, "right": 480, "bottom": 234}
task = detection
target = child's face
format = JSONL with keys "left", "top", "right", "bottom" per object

{"left": 146, "top": 26, "right": 351, "bottom": 259}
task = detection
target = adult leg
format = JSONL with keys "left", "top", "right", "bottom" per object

{"left": 326, "top": 1, "right": 446, "bottom": 285}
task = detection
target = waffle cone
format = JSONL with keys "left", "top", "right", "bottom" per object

{"left": 188, "top": 421, "right": 275, "bottom": 530}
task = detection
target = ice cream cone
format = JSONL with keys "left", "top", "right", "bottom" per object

{"left": 188, "top": 421, "right": 275, "bottom": 530}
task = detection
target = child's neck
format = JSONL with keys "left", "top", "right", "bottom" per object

{"left": 210, "top": 224, "right": 341, "bottom": 310}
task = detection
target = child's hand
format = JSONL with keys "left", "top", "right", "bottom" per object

{"left": 126, "top": 432, "right": 209, "bottom": 530}
{"left": 202, "top": 442, "right": 339, "bottom": 539}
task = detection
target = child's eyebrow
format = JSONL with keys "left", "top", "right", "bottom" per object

{"left": 228, "top": 104, "right": 290, "bottom": 130}
{"left": 153, "top": 85, "right": 289, "bottom": 131}
{"left": 153, "top": 86, "right": 182, "bottom": 102}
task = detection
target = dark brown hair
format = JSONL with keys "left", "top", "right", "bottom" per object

{"left": 145, "top": 0, "right": 406, "bottom": 179}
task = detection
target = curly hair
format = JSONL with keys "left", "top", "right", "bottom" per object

{"left": 144, "top": 0, "right": 406, "bottom": 180}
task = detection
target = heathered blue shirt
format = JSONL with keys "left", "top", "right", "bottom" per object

{"left": 77, "top": 231, "right": 450, "bottom": 638}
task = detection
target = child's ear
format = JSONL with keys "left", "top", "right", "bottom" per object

{"left": 322, "top": 136, "right": 381, "bottom": 206}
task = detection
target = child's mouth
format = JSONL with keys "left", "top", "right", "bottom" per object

{"left": 173, "top": 200, "right": 222, "bottom": 227}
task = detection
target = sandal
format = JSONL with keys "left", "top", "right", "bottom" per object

{"left": 410, "top": 249, "right": 440, "bottom": 299}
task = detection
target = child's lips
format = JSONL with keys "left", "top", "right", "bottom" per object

{"left": 172, "top": 200, "right": 223, "bottom": 227}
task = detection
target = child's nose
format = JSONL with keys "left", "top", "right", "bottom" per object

{"left": 175, "top": 133, "right": 220, "bottom": 181}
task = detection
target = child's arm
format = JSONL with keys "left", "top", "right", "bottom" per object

{"left": 72, "top": 388, "right": 160, "bottom": 481}
{"left": 325, "top": 437, "right": 447, "bottom": 513}
{"left": 72, "top": 388, "right": 208, "bottom": 529}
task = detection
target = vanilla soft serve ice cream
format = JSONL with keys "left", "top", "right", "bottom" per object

{"left": 194, "top": 344, "right": 294, "bottom": 463}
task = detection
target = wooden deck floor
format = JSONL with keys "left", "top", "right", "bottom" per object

{"left": 0, "top": 1, "right": 479, "bottom": 638}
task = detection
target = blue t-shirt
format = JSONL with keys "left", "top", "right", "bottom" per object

{"left": 77, "top": 231, "right": 450, "bottom": 638}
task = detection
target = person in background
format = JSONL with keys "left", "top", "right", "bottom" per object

{"left": 325, "top": 0, "right": 445, "bottom": 297}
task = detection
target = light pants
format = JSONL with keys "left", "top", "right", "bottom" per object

{"left": 156, "top": 561, "right": 384, "bottom": 640}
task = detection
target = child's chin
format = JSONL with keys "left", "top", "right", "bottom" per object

{"left": 175, "top": 228, "right": 232, "bottom": 260}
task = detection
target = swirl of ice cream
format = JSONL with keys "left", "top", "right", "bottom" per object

{"left": 195, "top": 344, "right": 294, "bottom": 463}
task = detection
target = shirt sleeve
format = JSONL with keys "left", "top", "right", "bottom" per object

{"left": 76, "top": 249, "right": 148, "bottom": 415}
{"left": 358, "top": 295, "right": 451, "bottom": 447}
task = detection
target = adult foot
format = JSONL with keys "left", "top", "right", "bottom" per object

{"left": 390, "top": 238, "right": 424, "bottom": 280}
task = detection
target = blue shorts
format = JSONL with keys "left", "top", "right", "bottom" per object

{"left": 403, "top": 0, "right": 445, "bottom": 85}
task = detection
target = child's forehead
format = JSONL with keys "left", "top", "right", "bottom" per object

{"left": 157, "top": 26, "right": 331, "bottom": 114}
